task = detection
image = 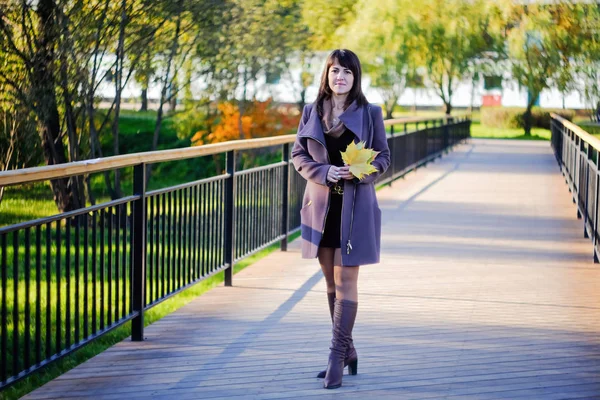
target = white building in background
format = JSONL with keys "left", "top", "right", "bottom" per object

{"left": 254, "top": 70, "right": 588, "bottom": 110}
{"left": 99, "top": 52, "right": 588, "bottom": 111}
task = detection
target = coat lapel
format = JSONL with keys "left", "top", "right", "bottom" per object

{"left": 297, "top": 101, "right": 366, "bottom": 143}
{"left": 297, "top": 104, "right": 327, "bottom": 145}
{"left": 339, "top": 101, "right": 365, "bottom": 142}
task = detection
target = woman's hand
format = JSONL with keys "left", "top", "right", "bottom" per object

{"left": 328, "top": 165, "right": 354, "bottom": 183}
{"left": 327, "top": 166, "right": 342, "bottom": 183}
{"left": 338, "top": 165, "right": 354, "bottom": 180}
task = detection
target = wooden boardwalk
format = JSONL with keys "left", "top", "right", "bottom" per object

{"left": 24, "top": 139, "right": 600, "bottom": 399}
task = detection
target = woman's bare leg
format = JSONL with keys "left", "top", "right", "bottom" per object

{"left": 334, "top": 263, "right": 359, "bottom": 302}
{"left": 318, "top": 247, "right": 336, "bottom": 294}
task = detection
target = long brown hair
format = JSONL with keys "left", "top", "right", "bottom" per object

{"left": 315, "top": 49, "right": 368, "bottom": 117}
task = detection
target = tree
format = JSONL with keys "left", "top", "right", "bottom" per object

{"left": 366, "top": 56, "right": 408, "bottom": 119}
{"left": 505, "top": 1, "right": 594, "bottom": 135}
{"left": 339, "top": 0, "right": 414, "bottom": 118}
{"left": 0, "top": 0, "right": 84, "bottom": 212}
{"left": 405, "top": 0, "right": 501, "bottom": 115}
{"left": 301, "top": 0, "right": 357, "bottom": 50}
{"left": 578, "top": 4, "right": 600, "bottom": 121}
{"left": 212, "top": 0, "right": 311, "bottom": 139}
{"left": 0, "top": 108, "right": 41, "bottom": 206}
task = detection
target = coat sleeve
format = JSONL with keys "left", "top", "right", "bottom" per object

{"left": 291, "top": 105, "right": 332, "bottom": 187}
{"left": 353, "top": 105, "right": 390, "bottom": 185}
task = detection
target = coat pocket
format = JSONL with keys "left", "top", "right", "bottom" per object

{"left": 300, "top": 201, "right": 314, "bottom": 243}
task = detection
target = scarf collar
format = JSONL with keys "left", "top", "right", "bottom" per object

{"left": 322, "top": 98, "right": 347, "bottom": 138}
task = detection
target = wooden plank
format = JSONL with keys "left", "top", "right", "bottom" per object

{"left": 23, "top": 139, "right": 600, "bottom": 399}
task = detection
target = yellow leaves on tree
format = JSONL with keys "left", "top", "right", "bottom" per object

{"left": 340, "top": 141, "right": 379, "bottom": 180}
{"left": 192, "top": 99, "right": 300, "bottom": 146}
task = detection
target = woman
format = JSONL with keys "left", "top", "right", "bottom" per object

{"left": 291, "top": 49, "right": 390, "bottom": 389}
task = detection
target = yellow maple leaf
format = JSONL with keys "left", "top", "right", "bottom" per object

{"left": 340, "top": 141, "right": 380, "bottom": 180}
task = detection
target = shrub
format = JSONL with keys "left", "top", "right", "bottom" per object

{"left": 192, "top": 98, "right": 301, "bottom": 145}
{"left": 579, "top": 123, "right": 600, "bottom": 136}
{"left": 532, "top": 108, "right": 575, "bottom": 129}
{"left": 481, "top": 107, "right": 575, "bottom": 129}
{"left": 481, "top": 107, "right": 523, "bottom": 129}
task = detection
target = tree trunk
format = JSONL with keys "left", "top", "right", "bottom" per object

{"left": 57, "top": 9, "right": 86, "bottom": 208}
{"left": 87, "top": 103, "right": 117, "bottom": 200}
{"left": 33, "top": 0, "right": 77, "bottom": 213}
{"left": 110, "top": 0, "right": 127, "bottom": 199}
{"left": 469, "top": 74, "right": 476, "bottom": 114}
{"left": 524, "top": 103, "right": 534, "bottom": 136}
{"left": 384, "top": 97, "right": 396, "bottom": 120}
{"left": 148, "top": 0, "right": 182, "bottom": 183}
{"left": 0, "top": 119, "right": 16, "bottom": 207}
{"left": 139, "top": 48, "right": 151, "bottom": 111}
{"left": 238, "top": 68, "right": 248, "bottom": 139}
{"left": 444, "top": 102, "right": 452, "bottom": 116}
{"left": 169, "top": 81, "right": 178, "bottom": 112}
{"left": 84, "top": 0, "right": 115, "bottom": 201}
{"left": 297, "top": 88, "right": 306, "bottom": 113}
{"left": 413, "top": 89, "right": 417, "bottom": 114}
{"left": 140, "top": 88, "right": 148, "bottom": 111}
{"left": 385, "top": 106, "right": 393, "bottom": 120}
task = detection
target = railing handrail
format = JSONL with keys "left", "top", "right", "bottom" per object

{"left": 0, "top": 135, "right": 295, "bottom": 187}
{"left": 0, "top": 115, "right": 464, "bottom": 187}
{"left": 551, "top": 113, "right": 600, "bottom": 151}
{"left": 383, "top": 114, "right": 463, "bottom": 125}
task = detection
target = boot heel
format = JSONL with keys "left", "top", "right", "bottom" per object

{"left": 348, "top": 359, "right": 358, "bottom": 375}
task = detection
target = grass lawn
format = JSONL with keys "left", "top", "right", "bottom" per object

{"left": 0, "top": 230, "right": 300, "bottom": 400}
{"left": 577, "top": 121, "right": 600, "bottom": 136}
{"left": 470, "top": 121, "right": 551, "bottom": 140}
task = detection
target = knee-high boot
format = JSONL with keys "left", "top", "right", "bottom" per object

{"left": 323, "top": 299, "right": 358, "bottom": 389}
{"left": 317, "top": 293, "right": 358, "bottom": 378}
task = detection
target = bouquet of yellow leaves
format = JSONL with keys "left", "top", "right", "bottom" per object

{"left": 340, "top": 141, "right": 379, "bottom": 180}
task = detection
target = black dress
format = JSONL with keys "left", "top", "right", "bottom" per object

{"left": 319, "top": 129, "right": 355, "bottom": 248}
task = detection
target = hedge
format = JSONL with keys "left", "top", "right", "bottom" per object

{"left": 481, "top": 107, "right": 575, "bottom": 130}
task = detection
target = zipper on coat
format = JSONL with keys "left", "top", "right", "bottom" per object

{"left": 346, "top": 185, "right": 357, "bottom": 255}
{"left": 346, "top": 107, "right": 371, "bottom": 255}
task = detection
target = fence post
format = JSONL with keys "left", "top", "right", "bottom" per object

{"left": 224, "top": 150, "right": 235, "bottom": 286}
{"left": 281, "top": 144, "right": 290, "bottom": 251}
{"left": 584, "top": 145, "right": 591, "bottom": 238}
{"left": 389, "top": 125, "right": 395, "bottom": 184}
{"left": 594, "top": 151, "right": 600, "bottom": 263}
{"left": 132, "top": 163, "right": 146, "bottom": 341}
{"left": 443, "top": 118, "right": 450, "bottom": 151}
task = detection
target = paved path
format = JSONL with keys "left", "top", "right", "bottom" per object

{"left": 24, "top": 139, "right": 600, "bottom": 399}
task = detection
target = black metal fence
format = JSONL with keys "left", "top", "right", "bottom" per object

{"left": 0, "top": 115, "right": 469, "bottom": 389}
{"left": 551, "top": 114, "right": 600, "bottom": 262}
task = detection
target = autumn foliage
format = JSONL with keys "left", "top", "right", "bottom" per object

{"left": 192, "top": 99, "right": 300, "bottom": 146}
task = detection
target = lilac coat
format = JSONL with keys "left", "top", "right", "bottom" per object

{"left": 291, "top": 101, "right": 391, "bottom": 266}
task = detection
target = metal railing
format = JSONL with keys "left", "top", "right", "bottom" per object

{"left": 0, "top": 114, "right": 470, "bottom": 388}
{"left": 551, "top": 113, "right": 600, "bottom": 262}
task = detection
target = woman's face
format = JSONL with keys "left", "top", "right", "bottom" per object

{"left": 328, "top": 60, "right": 354, "bottom": 96}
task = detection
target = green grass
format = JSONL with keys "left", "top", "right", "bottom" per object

{"left": 577, "top": 121, "right": 600, "bottom": 136}
{"left": 470, "top": 121, "right": 551, "bottom": 140}
{"left": 0, "top": 184, "right": 58, "bottom": 227}
{"left": 0, "top": 230, "right": 300, "bottom": 400}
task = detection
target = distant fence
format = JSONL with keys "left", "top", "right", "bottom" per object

{"left": 551, "top": 113, "right": 600, "bottom": 262}
{"left": 0, "top": 114, "right": 470, "bottom": 388}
